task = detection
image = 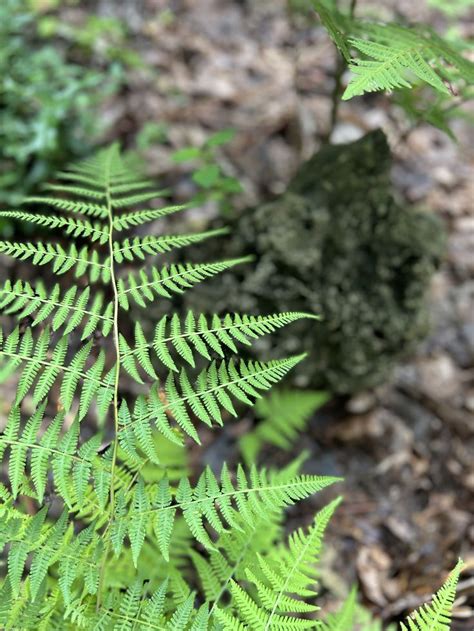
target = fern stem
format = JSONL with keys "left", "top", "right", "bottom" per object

{"left": 209, "top": 532, "right": 256, "bottom": 615}
{"left": 322, "top": 0, "right": 358, "bottom": 142}
{"left": 97, "top": 147, "right": 123, "bottom": 609}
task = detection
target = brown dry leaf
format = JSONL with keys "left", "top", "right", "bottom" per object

{"left": 356, "top": 545, "right": 401, "bottom": 606}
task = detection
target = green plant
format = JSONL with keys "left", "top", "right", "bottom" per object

{"left": 0, "top": 144, "right": 335, "bottom": 626}
{"left": 0, "top": 146, "right": 461, "bottom": 631}
{"left": 0, "top": 145, "right": 465, "bottom": 628}
{"left": 172, "top": 129, "right": 243, "bottom": 214}
{"left": 240, "top": 389, "right": 329, "bottom": 464}
{"left": 310, "top": 0, "right": 474, "bottom": 138}
{"left": 0, "top": 0, "right": 120, "bottom": 211}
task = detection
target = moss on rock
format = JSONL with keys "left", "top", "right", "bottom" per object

{"left": 187, "top": 130, "right": 445, "bottom": 393}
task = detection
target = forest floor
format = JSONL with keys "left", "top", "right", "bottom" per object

{"left": 9, "top": 0, "right": 474, "bottom": 627}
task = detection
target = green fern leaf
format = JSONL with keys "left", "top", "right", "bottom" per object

{"left": 113, "top": 228, "right": 227, "bottom": 262}
{"left": 120, "top": 355, "right": 307, "bottom": 445}
{"left": 0, "top": 280, "right": 113, "bottom": 339}
{"left": 113, "top": 203, "right": 189, "bottom": 231}
{"left": 319, "top": 586, "right": 357, "bottom": 630}
{"left": 0, "top": 241, "right": 110, "bottom": 282}
{"left": 0, "top": 211, "right": 109, "bottom": 244}
{"left": 400, "top": 559, "right": 465, "bottom": 630}
{"left": 119, "top": 312, "right": 317, "bottom": 379}
{"left": 240, "top": 389, "right": 329, "bottom": 463}
{"left": 25, "top": 195, "right": 108, "bottom": 218}
{"left": 147, "top": 466, "right": 340, "bottom": 562}
{"left": 343, "top": 23, "right": 474, "bottom": 99}
{"left": 116, "top": 258, "right": 250, "bottom": 310}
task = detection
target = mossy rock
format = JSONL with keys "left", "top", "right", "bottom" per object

{"left": 187, "top": 130, "right": 445, "bottom": 393}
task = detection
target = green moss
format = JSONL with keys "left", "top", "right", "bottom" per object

{"left": 187, "top": 130, "right": 445, "bottom": 393}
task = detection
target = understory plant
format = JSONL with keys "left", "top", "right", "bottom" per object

{"left": 0, "top": 0, "right": 122, "bottom": 212}
{"left": 310, "top": 0, "right": 474, "bottom": 138}
{"left": 0, "top": 146, "right": 464, "bottom": 628}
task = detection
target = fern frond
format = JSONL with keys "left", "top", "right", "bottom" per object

{"left": 44, "top": 183, "right": 107, "bottom": 200}
{"left": 214, "top": 499, "right": 340, "bottom": 630}
{"left": 318, "top": 586, "right": 357, "bottom": 630}
{"left": 0, "top": 211, "right": 109, "bottom": 244}
{"left": 0, "top": 142, "right": 335, "bottom": 620}
{"left": 120, "top": 312, "right": 317, "bottom": 378}
{"left": 240, "top": 389, "right": 330, "bottom": 463}
{"left": 111, "top": 190, "right": 172, "bottom": 209}
{"left": 116, "top": 258, "right": 250, "bottom": 310}
{"left": 0, "top": 280, "right": 113, "bottom": 339}
{"left": 0, "top": 241, "right": 110, "bottom": 282}
{"left": 0, "top": 327, "right": 112, "bottom": 419}
{"left": 113, "top": 228, "right": 228, "bottom": 263}
{"left": 343, "top": 23, "right": 474, "bottom": 99}
{"left": 120, "top": 355, "right": 306, "bottom": 447}
{"left": 400, "top": 559, "right": 465, "bottom": 630}
{"left": 113, "top": 465, "right": 341, "bottom": 564}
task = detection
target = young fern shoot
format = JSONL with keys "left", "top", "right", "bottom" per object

{"left": 0, "top": 145, "right": 341, "bottom": 628}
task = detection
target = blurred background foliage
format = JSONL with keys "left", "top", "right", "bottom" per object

{"left": 0, "top": 0, "right": 140, "bottom": 235}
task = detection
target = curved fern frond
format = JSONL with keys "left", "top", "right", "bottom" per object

{"left": 116, "top": 258, "right": 250, "bottom": 310}
{"left": 113, "top": 228, "right": 228, "bottom": 263}
{"left": 0, "top": 327, "right": 112, "bottom": 418}
{"left": 214, "top": 498, "right": 340, "bottom": 630}
{"left": 0, "top": 211, "right": 109, "bottom": 244}
{"left": 400, "top": 559, "right": 465, "bottom": 630}
{"left": 0, "top": 241, "right": 110, "bottom": 282}
{"left": 343, "top": 23, "right": 474, "bottom": 99}
{"left": 120, "top": 312, "right": 317, "bottom": 379}
{"left": 0, "top": 280, "right": 113, "bottom": 338}
{"left": 120, "top": 355, "right": 306, "bottom": 446}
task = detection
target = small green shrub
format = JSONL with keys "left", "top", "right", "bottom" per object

{"left": 172, "top": 129, "right": 243, "bottom": 214}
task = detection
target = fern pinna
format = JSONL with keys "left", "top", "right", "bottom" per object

{"left": 0, "top": 144, "right": 342, "bottom": 628}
